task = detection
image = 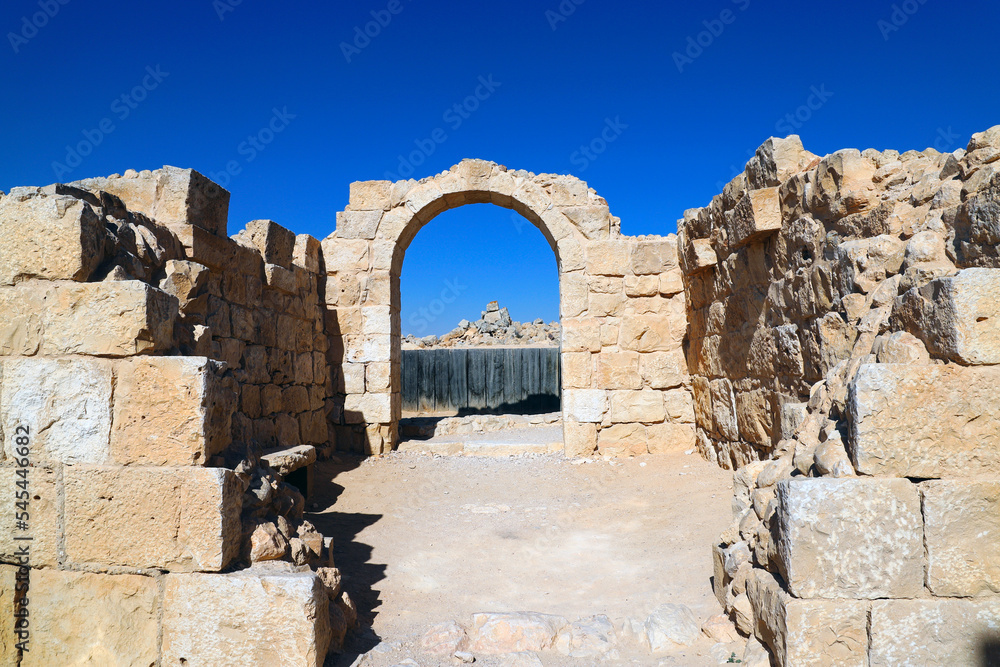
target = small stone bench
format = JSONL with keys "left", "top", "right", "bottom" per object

{"left": 261, "top": 444, "right": 316, "bottom": 497}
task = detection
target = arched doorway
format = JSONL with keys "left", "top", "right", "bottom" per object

{"left": 322, "top": 159, "right": 692, "bottom": 457}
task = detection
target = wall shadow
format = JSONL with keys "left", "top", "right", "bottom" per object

{"left": 981, "top": 635, "right": 1000, "bottom": 667}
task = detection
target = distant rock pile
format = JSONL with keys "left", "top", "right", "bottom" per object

{"left": 403, "top": 301, "right": 560, "bottom": 348}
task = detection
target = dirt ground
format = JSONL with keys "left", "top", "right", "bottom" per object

{"left": 308, "top": 448, "right": 737, "bottom": 666}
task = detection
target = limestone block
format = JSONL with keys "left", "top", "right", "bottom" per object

{"left": 563, "top": 389, "right": 608, "bottom": 423}
{"left": 563, "top": 421, "right": 598, "bottom": 457}
{"left": 0, "top": 191, "right": 105, "bottom": 285}
{"left": 348, "top": 180, "right": 392, "bottom": 211}
{"left": 361, "top": 306, "right": 392, "bottom": 335}
{"left": 36, "top": 281, "right": 177, "bottom": 356}
{"left": 610, "top": 390, "right": 665, "bottom": 423}
{"left": 870, "top": 599, "right": 1000, "bottom": 667}
{"left": 663, "top": 388, "right": 695, "bottom": 424}
{"left": 562, "top": 318, "right": 601, "bottom": 353}
{"left": 660, "top": 270, "right": 684, "bottom": 296}
{"left": 597, "top": 423, "right": 647, "bottom": 456}
{"left": 595, "top": 352, "right": 641, "bottom": 389}
{"left": 560, "top": 205, "right": 611, "bottom": 239}
{"left": 343, "top": 393, "right": 392, "bottom": 424}
{"left": 618, "top": 315, "right": 677, "bottom": 352}
{"left": 346, "top": 334, "right": 391, "bottom": 363}
{"left": 774, "top": 478, "right": 923, "bottom": 599}
{"left": 559, "top": 274, "right": 589, "bottom": 318}
{"left": 895, "top": 268, "right": 1000, "bottom": 365}
{"left": 336, "top": 210, "right": 382, "bottom": 240}
{"left": 320, "top": 238, "right": 369, "bottom": 274}
{"left": 747, "top": 569, "right": 867, "bottom": 667}
{"left": 848, "top": 363, "right": 1000, "bottom": 477}
{"left": 112, "top": 357, "right": 234, "bottom": 465}
{"left": 236, "top": 219, "right": 295, "bottom": 269}
{"left": 647, "top": 422, "right": 696, "bottom": 453}
{"left": 735, "top": 385, "right": 773, "bottom": 448}
{"left": 744, "top": 135, "right": 817, "bottom": 190}
{"left": 162, "top": 565, "right": 331, "bottom": 667}
{"left": 922, "top": 480, "right": 1000, "bottom": 596}
{"left": 562, "top": 352, "right": 593, "bottom": 389}
{"left": 631, "top": 237, "right": 679, "bottom": 275}
{"left": 679, "top": 236, "right": 717, "bottom": 275}
{"left": 556, "top": 237, "right": 586, "bottom": 272}
{"left": 624, "top": 275, "right": 659, "bottom": 297}
{"left": 0, "top": 566, "right": 18, "bottom": 659}
{"left": 64, "top": 466, "right": 242, "bottom": 571}
{"left": 265, "top": 263, "right": 297, "bottom": 294}
{"left": 639, "top": 350, "right": 687, "bottom": 389}
{"left": 293, "top": 234, "right": 321, "bottom": 273}
{"left": 0, "top": 466, "right": 58, "bottom": 567}
{"left": 691, "top": 376, "right": 713, "bottom": 433}
{"left": 1, "top": 357, "right": 112, "bottom": 464}
{"left": 731, "top": 188, "right": 782, "bottom": 249}
{"left": 709, "top": 379, "right": 739, "bottom": 441}
{"left": 468, "top": 612, "right": 568, "bottom": 654}
{"left": 20, "top": 569, "right": 160, "bottom": 667}
{"left": 585, "top": 240, "right": 630, "bottom": 276}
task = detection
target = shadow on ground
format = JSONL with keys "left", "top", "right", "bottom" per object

{"left": 307, "top": 456, "right": 386, "bottom": 665}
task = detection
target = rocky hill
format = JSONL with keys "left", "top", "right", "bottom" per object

{"left": 403, "top": 301, "right": 560, "bottom": 348}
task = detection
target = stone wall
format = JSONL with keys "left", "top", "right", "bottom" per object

{"left": 682, "top": 126, "right": 1000, "bottom": 664}
{"left": 323, "top": 160, "right": 694, "bottom": 457}
{"left": 0, "top": 169, "right": 350, "bottom": 664}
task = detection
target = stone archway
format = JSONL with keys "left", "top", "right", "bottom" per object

{"left": 322, "top": 159, "right": 693, "bottom": 457}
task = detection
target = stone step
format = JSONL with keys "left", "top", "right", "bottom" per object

{"left": 397, "top": 438, "right": 564, "bottom": 457}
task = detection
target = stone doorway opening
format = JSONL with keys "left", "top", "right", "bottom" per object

{"left": 394, "top": 203, "right": 564, "bottom": 455}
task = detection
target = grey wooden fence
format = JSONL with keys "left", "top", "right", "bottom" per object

{"left": 401, "top": 347, "right": 560, "bottom": 413}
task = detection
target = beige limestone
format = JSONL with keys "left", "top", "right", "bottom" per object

{"left": 467, "top": 612, "right": 568, "bottom": 654}
{"left": 0, "top": 467, "right": 59, "bottom": 568}
{"left": 639, "top": 350, "right": 687, "bottom": 389}
{"left": 922, "top": 480, "right": 1000, "bottom": 597}
{"left": 0, "top": 192, "right": 105, "bottom": 285}
{"left": 595, "top": 352, "right": 641, "bottom": 389}
{"left": 732, "top": 188, "right": 782, "bottom": 248}
{"left": 162, "top": 566, "right": 332, "bottom": 666}
{"left": 111, "top": 356, "right": 235, "bottom": 465}
{"left": 869, "top": 599, "right": 1000, "bottom": 667}
{"left": 597, "top": 423, "right": 647, "bottom": 456}
{"left": 563, "top": 421, "right": 598, "bottom": 457}
{"left": 563, "top": 389, "right": 608, "bottom": 423}
{"left": 1, "top": 357, "right": 112, "bottom": 464}
{"left": 610, "top": 389, "right": 665, "bottom": 423}
{"left": 561, "top": 352, "right": 593, "bottom": 389}
{"left": 774, "top": 478, "right": 923, "bottom": 599}
{"left": 848, "top": 363, "right": 1000, "bottom": 477}
{"left": 21, "top": 569, "right": 160, "bottom": 667}
{"left": 64, "top": 466, "right": 241, "bottom": 571}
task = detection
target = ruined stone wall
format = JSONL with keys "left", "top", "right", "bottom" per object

{"left": 681, "top": 127, "right": 1000, "bottom": 664}
{"left": 0, "top": 169, "right": 349, "bottom": 665}
{"left": 323, "top": 160, "right": 693, "bottom": 457}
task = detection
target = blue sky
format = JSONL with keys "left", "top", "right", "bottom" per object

{"left": 3, "top": 1, "right": 998, "bottom": 334}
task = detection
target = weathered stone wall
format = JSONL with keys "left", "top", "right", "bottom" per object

{"left": 684, "top": 126, "right": 1000, "bottom": 665}
{"left": 0, "top": 169, "right": 349, "bottom": 664}
{"left": 323, "top": 160, "right": 694, "bottom": 457}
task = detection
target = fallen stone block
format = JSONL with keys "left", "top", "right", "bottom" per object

{"left": 19, "top": 569, "right": 160, "bottom": 667}
{"left": 1, "top": 357, "right": 112, "bottom": 464}
{"left": 467, "top": 612, "right": 568, "bottom": 654}
{"left": 644, "top": 604, "right": 700, "bottom": 651}
{"left": 161, "top": 564, "right": 332, "bottom": 666}
{"left": 64, "top": 466, "right": 242, "bottom": 571}
{"left": 774, "top": 478, "right": 923, "bottom": 599}
{"left": 554, "top": 615, "right": 617, "bottom": 658}
{"left": 869, "top": 599, "right": 1000, "bottom": 667}
{"left": 420, "top": 620, "right": 468, "bottom": 656}
{"left": 848, "top": 363, "right": 1000, "bottom": 477}
{"left": 0, "top": 190, "right": 105, "bottom": 285}
{"left": 922, "top": 480, "right": 1000, "bottom": 597}
{"left": 747, "top": 569, "right": 868, "bottom": 667}
{"left": 112, "top": 356, "right": 235, "bottom": 465}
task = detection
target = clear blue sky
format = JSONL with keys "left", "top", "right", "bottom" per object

{"left": 3, "top": 1, "right": 998, "bottom": 334}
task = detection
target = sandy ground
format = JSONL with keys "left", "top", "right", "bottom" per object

{"left": 308, "top": 449, "right": 737, "bottom": 666}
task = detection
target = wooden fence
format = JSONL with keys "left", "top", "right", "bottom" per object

{"left": 401, "top": 347, "right": 560, "bottom": 413}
